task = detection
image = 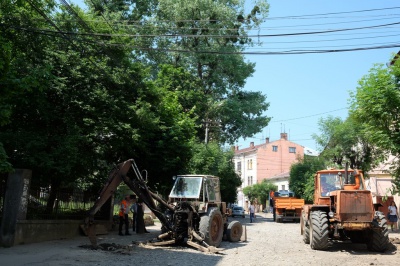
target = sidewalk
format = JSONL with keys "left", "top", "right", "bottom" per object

{"left": 0, "top": 223, "right": 163, "bottom": 266}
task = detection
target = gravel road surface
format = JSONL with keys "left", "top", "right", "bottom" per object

{"left": 1, "top": 212, "right": 399, "bottom": 266}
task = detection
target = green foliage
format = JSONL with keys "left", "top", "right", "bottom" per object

{"left": 137, "top": 0, "right": 272, "bottom": 145}
{"left": 243, "top": 179, "right": 277, "bottom": 206}
{"left": 184, "top": 141, "right": 241, "bottom": 203}
{"left": 242, "top": 185, "right": 256, "bottom": 202}
{"left": 349, "top": 62, "right": 400, "bottom": 189}
{"left": 289, "top": 156, "right": 326, "bottom": 203}
{"left": 313, "top": 115, "right": 376, "bottom": 174}
{"left": 0, "top": 143, "right": 12, "bottom": 173}
{"left": 0, "top": 0, "right": 272, "bottom": 208}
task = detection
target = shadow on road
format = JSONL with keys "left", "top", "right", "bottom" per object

{"left": 323, "top": 239, "right": 398, "bottom": 256}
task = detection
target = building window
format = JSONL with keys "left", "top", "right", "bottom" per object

{"left": 237, "top": 162, "right": 241, "bottom": 172}
{"left": 247, "top": 159, "right": 253, "bottom": 170}
{"left": 248, "top": 176, "right": 253, "bottom": 186}
{"left": 281, "top": 185, "right": 285, "bottom": 190}
{"left": 289, "top": 147, "right": 296, "bottom": 153}
{"left": 272, "top": 145, "right": 278, "bottom": 152}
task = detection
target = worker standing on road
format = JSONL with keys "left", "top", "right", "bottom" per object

{"left": 119, "top": 195, "right": 131, "bottom": 236}
{"left": 130, "top": 195, "right": 137, "bottom": 233}
{"left": 249, "top": 201, "right": 255, "bottom": 223}
{"left": 269, "top": 190, "right": 274, "bottom": 213}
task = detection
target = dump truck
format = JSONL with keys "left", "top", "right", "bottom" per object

{"left": 84, "top": 159, "right": 243, "bottom": 252}
{"left": 300, "top": 167, "right": 389, "bottom": 251}
{"left": 272, "top": 190, "right": 304, "bottom": 223}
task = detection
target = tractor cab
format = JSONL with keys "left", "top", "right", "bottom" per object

{"left": 169, "top": 175, "right": 223, "bottom": 213}
{"left": 315, "top": 169, "right": 365, "bottom": 205}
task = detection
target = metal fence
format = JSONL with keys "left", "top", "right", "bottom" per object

{"left": 0, "top": 175, "right": 112, "bottom": 221}
{"left": 26, "top": 186, "right": 112, "bottom": 220}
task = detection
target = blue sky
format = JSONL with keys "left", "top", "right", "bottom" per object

{"left": 72, "top": 0, "right": 399, "bottom": 151}
{"left": 236, "top": 0, "right": 400, "bottom": 152}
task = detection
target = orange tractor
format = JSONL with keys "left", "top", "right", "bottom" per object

{"left": 300, "top": 167, "right": 389, "bottom": 251}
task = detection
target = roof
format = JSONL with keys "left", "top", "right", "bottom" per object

{"left": 269, "top": 171, "right": 290, "bottom": 179}
{"left": 304, "top": 147, "right": 319, "bottom": 156}
{"left": 234, "top": 142, "right": 265, "bottom": 154}
{"left": 234, "top": 134, "right": 303, "bottom": 155}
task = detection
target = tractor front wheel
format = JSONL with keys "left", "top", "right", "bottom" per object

{"left": 309, "top": 210, "right": 329, "bottom": 250}
{"left": 226, "top": 221, "right": 242, "bottom": 242}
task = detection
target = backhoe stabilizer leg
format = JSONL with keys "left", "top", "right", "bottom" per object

{"left": 157, "top": 231, "right": 173, "bottom": 240}
{"left": 145, "top": 239, "right": 176, "bottom": 246}
{"left": 186, "top": 240, "right": 223, "bottom": 253}
{"left": 191, "top": 230, "right": 206, "bottom": 243}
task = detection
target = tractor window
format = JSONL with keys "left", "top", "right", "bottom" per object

{"left": 205, "top": 179, "right": 217, "bottom": 201}
{"left": 320, "top": 174, "right": 342, "bottom": 196}
{"left": 169, "top": 177, "right": 202, "bottom": 199}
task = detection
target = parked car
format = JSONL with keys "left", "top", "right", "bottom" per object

{"left": 232, "top": 206, "right": 245, "bottom": 218}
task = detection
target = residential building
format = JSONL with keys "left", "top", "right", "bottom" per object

{"left": 233, "top": 133, "right": 305, "bottom": 207}
{"left": 366, "top": 156, "right": 399, "bottom": 216}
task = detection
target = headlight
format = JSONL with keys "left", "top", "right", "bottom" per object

{"left": 328, "top": 211, "right": 334, "bottom": 218}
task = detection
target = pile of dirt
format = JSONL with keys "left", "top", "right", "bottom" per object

{"left": 78, "top": 243, "right": 138, "bottom": 254}
{"left": 390, "top": 236, "right": 400, "bottom": 245}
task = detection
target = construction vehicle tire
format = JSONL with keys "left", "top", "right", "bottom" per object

{"left": 367, "top": 213, "right": 389, "bottom": 252}
{"left": 199, "top": 208, "right": 223, "bottom": 247}
{"left": 310, "top": 210, "right": 329, "bottom": 250}
{"left": 301, "top": 214, "right": 310, "bottom": 244}
{"left": 227, "top": 221, "right": 242, "bottom": 242}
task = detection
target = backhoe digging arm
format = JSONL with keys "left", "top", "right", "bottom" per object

{"left": 85, "top": 159, "right": 173, "bottom": 247}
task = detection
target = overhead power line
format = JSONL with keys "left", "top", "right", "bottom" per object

{"left": 4, "top": 20, "right": 400, "bottom": 39}
{"left": 2, "top": 23, "right": 400, "bottom": 55}
{"left": 67, "top": 3, "right": 400, "bottom": 22}
{"left": 264, "top": 6, "right": 400, "bottom": 19}
{"left": 271, "top": 108, "right": 348, "bottom": 123}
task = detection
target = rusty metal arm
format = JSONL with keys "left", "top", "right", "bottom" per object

{"left": 86, "top": 159, "right": 173, "bottom": 233}
{"left": 85, "top": 162, "right": 128, "bottom": 225}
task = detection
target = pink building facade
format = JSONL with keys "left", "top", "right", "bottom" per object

{"left": 233, "top": 133, "right": 304, "bottom": 207}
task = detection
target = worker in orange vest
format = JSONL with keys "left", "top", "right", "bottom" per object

{"left": 119, "top": 195, "right": 131, "bottom": 236}
{"left": 269, "top": 190, "right": 274, "bottom": 213}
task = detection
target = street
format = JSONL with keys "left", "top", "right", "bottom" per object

{"left": 1, "top": 212, "right": 399, "bottom": 266}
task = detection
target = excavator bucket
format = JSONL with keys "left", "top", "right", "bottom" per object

{"left": 87, "top": 224, "right": 97, "bottom": 247}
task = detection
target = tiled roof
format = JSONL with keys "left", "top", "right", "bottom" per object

{"left": 269, "top": 171, "right": 290, "bottom": 179}
{"left": 234, "top": 143, "right": 265, "bottom": 154}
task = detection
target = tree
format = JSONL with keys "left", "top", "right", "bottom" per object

{"left": 243, "top": 185, "right": 256, "bottom": 204}
{"left": 92, "top": 0, "right": 272, "bottom": 144}
{"left": 0, "top": 0, "right": 272, "bottom": 210}
{"left": 289, "top": 156, "right": 326, "bottom": 203}
{"left": 0, "top": 1, "right": 197, "bottom": 212}
{"left": 243, "top": 179, "right": 276, "bottom": 207}
{"left": 0, "top": 0, "right": 57, "bottom": 173}
{"left": 349, "top": 61, "right": 400, "bottom": 190}
{"left": 254, "top": 180, "right": 277, "bottom": 207}
{"left": 313, "top": 116, "right": 375, "bottom": 173}
{"left": 184, "top": 141, "right": 242, "bottom": 203}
